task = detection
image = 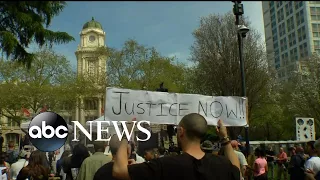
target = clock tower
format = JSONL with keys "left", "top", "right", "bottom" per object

{"left": 74, "top": 17, "right": 107, "bottom": 126}
{"left": 75, "top": 17, "right": 107, "bottom": 77}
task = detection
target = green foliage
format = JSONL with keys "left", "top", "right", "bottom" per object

{"left": 290, "top": 55, "right": 320, "bottom": 120}
{"left": 280, "top": 55, "right": 320, "bottom": 137}
{"left": 0, "top": 48, "right": 76, "bottom": 124}
{"left": 203, "top": 126, "right": 219, "bottom": 141}
{"left": 107, "top": 39, "right": 188, "bottom": 92}
{"left": 0, "top": 1, "right": 74, "bottom": 67}
{"left": 190, "top": 12, "right": 276, "bottom": 139}
{"left": 249, "top": 84, "right": 294, "bottom": 140}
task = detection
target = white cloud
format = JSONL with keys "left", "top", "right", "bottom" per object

{"left": 168, "top": 52, "right": 182, "bottom": 59}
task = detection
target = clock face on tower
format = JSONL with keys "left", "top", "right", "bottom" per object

{"left": 89, "top": 35, "right": 96, "bottom": 42}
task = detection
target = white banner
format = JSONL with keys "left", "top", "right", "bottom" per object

{"left": 105, "top": 87, "right": 248, "bottom": 126}
{"left": 296, "top": 117, "right": 315, "bottom": 141}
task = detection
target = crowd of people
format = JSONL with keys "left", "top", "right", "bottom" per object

{"left": 263, "top": 141, "right": 320, "bottom": 180}
{"left": 1, "top": 113, "right": 320, "bottom": 180}
{"left": 0, "top": 141, "right": 52, "bottom": 180}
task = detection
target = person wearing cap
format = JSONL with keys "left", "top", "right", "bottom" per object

{"left": 201, "top": 140, "right": 214, "bottom": 154}
{"left": 231, "top": 140, "right": 248, "bottom": 179}
{"left": 10, "top": 150, "right": 29, "bottom": 180}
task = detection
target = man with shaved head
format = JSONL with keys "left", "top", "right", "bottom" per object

{"left": 93, "top": 135, "right": 135, "bottom": 180}
{"left": 277, "top": 147, "right": 288, "bottom": 180}
{"left": 112, "top": 113, "right": 241, "bottom": 180}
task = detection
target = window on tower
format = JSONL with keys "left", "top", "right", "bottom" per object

{"left": 296, "top": 9, "right": 304, "bottom": 26}
{"left": 310, "top": 7, "right": 320, "bottom": 21}
{"left": 88, "top": 60, "right": 96, "bottom": 76}
{"left": 60, "top": 103, "right": 73, "bottom": 110}
{"left": 299, "top": 42, "right": 308, "bottom": 58}
{"left": 312, "top": 23, "right": 320, "bottom": 37}
{"left": 84, "top": 97, "right": 99, "bottom": 110}
{"left": 314, "top": 40, "right": 320, "bottom": 54}
{"left": 8, "top": 119, "right": 18, "bottom": 127}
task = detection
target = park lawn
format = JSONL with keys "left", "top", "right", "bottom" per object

{"left": 267, "top": 165, "right": 290, "bottom": 180}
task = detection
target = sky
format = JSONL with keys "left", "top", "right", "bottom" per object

{"left": 32, "top": 1, "right": 265, "bottom": 69}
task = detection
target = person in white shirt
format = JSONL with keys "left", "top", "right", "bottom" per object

{"left": 231, "top": 140, "right": 248, "bottom": 179}
{"left": 135, "top": 154, "right": 145, "bottom": 163}
{"left": 10, "top": 150, "right": 29, "bottom": 180}
{"left": 305, "top": 141, "right": 320, "bottom": 179}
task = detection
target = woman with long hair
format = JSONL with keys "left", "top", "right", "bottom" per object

{"left": 62, "top": 144, "right": 89, "bottom": 180}
{"left": 253, "top": 148, "right": 268, "bottom": 180}
{"left": 16, "top": 150, "right": 49, "bottom": 180}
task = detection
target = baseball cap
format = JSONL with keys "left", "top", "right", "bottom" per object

{"left": 201, "top": 140, "right": 214, "bottom": 151}
{"left": 314, "top": 138, "right": 320, "bottom": 151}
{"left": 231, "top": 140, "right": 240, "bottom": 148}
{"left": 19, "top": 150, "right": 28, "bottom": 158}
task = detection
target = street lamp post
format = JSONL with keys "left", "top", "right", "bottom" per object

{"left": 156, "top": 83, "right": 169, "bottom": 147}
{"left": 233, "top": 1, "right": 250, "bottom": 157}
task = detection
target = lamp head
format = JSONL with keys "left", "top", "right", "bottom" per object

{"left": 238, "top": 25, "right": 249, "bottom": 38}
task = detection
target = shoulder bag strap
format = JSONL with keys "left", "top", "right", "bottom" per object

{"left": 23, "top": 160, "right": 27, "bottom": 167}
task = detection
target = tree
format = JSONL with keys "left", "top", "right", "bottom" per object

{"left": 249, "top": 84, "right": 292, "bottom": 140}
{"left": 0, "top": 48, "right": 77, "bottom": 125}
{"left": 190, "top": 12, "right": 276, "bottom": 139}
{"left": 0, "top": 1, "right": 74, "bottom": 67}
{"left": 107, "top": 39, "right": 188, "bottom": 92}
{"left": 286, "top": 55, "right": 320, "bottom": 131}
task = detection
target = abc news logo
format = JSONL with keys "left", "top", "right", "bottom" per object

{"left": 28, "top": 112, "right": 151, "bottom": 152}
{"left": 28, "top": 112, "right": 69, "bottom": 152}
{"left": 30, "top": 121, "right": 68, "bottom": 139}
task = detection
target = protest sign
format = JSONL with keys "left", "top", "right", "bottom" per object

{"left": 105, "top": 87, "right": 248, "bottom": 126}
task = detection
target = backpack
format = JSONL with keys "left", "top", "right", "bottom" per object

{"left": 7, "top": 151, "right": 17, "bottom": 164}
{"left": 288, "top": 154, "right": 305, "bottom": 175}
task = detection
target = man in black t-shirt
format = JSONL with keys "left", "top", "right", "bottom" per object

{"left": 266, "top": 146, "right": 275, "bottom": 179}
{"left": 112, "top": 113, "right": 241, "bottom": 180}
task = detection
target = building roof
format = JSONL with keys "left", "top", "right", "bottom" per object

{"left": 82, "top": 17, "right": 103, "bottom": 30}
